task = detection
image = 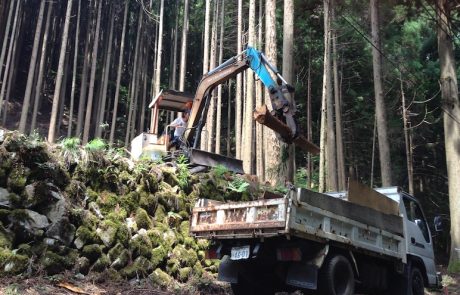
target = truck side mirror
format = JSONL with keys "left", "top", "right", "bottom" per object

{"left": 434, "top": 216, "right": 443, "bottom": 232}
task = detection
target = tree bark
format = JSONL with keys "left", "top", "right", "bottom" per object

{"left": 400, "top": 77, "right": 413, "bottom": 195}
{"left": 109, "top": 0, "right": 128, "bottom": 144}
{"left": 19, "top": 0, "right": 46, "bottom": 133}
{"left": 264, "top": 0, "right": 281, "bottom": 184}
{"left": 82, "top": 0, "right": 102, "bottom": 144}
{"left": 282, "top": 0, "right": 295, "bottom": 182}
{"left": 437, "top": 0, "right": 460, "bottom": 272}
{"left": 154, "top": 0, "right": 164, "bottom": 97}
{"left": 48, "top": 0, "right": 73, "bottom": 143}
{"left": 206, "top": 0, "right": 218, "bottom": 153}
{"left": 370, "top": 0, "right": 392, "bottom": 186}
{"left": 332, "top": 2, "right": 346, "bottom": 191}
{"left": 202, "top": 0, "right": 211, "bottom": 74}
{"left": 215, "top": 0, "right": 225, "bottom": 155}
{"left": 178, "top": 0, "right": 189, "bottom": 92}
{"left": 96, "top": 6, "right": 114, "bottom": 138}
{"left": 235, "top": 0, "right": 243, "bottom": 159}
{"left": 0, "top": 0, "right": 21, "bottom": 118}
{"left": 255, "top": 0, "right": 264, "bottom": 180}
{"left": 242, "top": 0, "right": 256, "bottom": 174}
{"left": 0, "top": 1, "right": 16, "bottom": 89}
{"left": 67, "top": 0, "right": 81, "bottom": 137}
{"left": 31, "top": 2, "right": 53, "bottom": 133}
{"left": 306, "top": 51, "right": 312, "bottom": 189}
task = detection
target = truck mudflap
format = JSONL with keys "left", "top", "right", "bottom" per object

{"left": 190, "top": 198, "right": 288, "bottom": 238}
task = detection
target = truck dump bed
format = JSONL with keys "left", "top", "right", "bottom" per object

{"left": 190, "top": 188, "right": 406, "bottom": 261}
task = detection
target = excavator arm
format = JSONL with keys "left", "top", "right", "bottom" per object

{"left": 185, "top": 46, "right": 319, "bottom": 154}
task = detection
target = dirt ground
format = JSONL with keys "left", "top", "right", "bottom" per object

{"left": 1, "top": 269, "right": 459, "bottom": 295}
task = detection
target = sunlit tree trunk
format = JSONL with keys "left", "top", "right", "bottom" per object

{"left": 109, "top": 0, "right": 128, "bottom": 144}
{"left": 255, "top": 0, "right": 264, "bottom": 180}
{"left": 154, "top": 0, "right": 164, "bottom": 96}
{"left": 202, "top": 0, "right": 211, "bottom": 74}
{"left": 400, "top": 77, "right": 413, "bottom": 195}
{"left": 178, "top": 0, "right": 189, "bottom": 92}
{"left": 437, "top": 0, "right": 460, "bottom": 272}
{"left": 0, "top": 1, "right": 15, "bottom": 94}
{"left": 264, "top": 0, "right": 281, "bottom": 184}
{"left": 283, "top": 0, "right": 295, "bottom": 182}
{"left": 243, "top": 0, "right": 255, "bottom": 174}
{"left": 215, "top": 0, "right": 225, "bottom": 155}
{"left": 48, "top": 0, "right": 73, "bottom": 143}
{"left": 235, "top": 0, "right": 243, "bottom": 159}
{"left": 206, "top": 0, "right": 218, "bottom": 152}
{"left": 370, "top": 0, "right": 392, "bottom": 186}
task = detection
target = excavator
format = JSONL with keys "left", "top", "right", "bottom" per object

{"left": 130, "top": 46, "right": 319, "bottom": 173}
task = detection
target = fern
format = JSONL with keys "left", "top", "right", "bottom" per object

{"left": 84, "top": 138, "right": 106, "bottom": 151}
{"left": 212, "top": 164, "right": 229, "bottom": 177}
{"left": 228, "top": 177, "right": 250, "bottom": 193}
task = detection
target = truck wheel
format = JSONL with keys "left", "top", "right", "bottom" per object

{"left": 320, "top": 254, "right": 355, "bottom": 295}
{"left": 409, "top": 267, "right": 424, "bottom": 295}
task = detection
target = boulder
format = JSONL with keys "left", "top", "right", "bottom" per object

{"left": 149, "top": 268, "right": 172, "bottom": 288}
{"left": 96, "top": 220, "right": 118, "bottom": 247}
{"left": 0, "top": 187, "right": 11, "bottom": 208}
{"left": 46, "top": 217, "right": 76, "bottom": 246}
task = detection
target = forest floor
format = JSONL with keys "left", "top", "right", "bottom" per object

{"left": 0, "top": 267, "right": 458, "bottom": 295}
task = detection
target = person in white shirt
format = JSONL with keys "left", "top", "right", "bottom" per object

{"left": 167, "top": 111, "right": 190, "bottom": 150}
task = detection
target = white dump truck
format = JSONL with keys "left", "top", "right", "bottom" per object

{"left": 190, "top": 181, "right": 442, "bottom": 295}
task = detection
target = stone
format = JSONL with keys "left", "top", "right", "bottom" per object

{"left": 92, "top": 254, "right": 110, "bottom": 272}
{"left": 46, "top": 217, "right": 76, "bottom": 246}
{"left": 23, "top": 182, "right": 64, "bottom": 209}
{"left": 9, "top": 209, "right": 50, "bottom": 241}
{"left": 81, "top": 244, "right": 102, "bottom": 263}
{"left": 0, "top": 187, "right": 11, "bottom": 208}
{"left": 88, "top": 202, "right": 104, "bottom": 219}
{"left": 40, "top": 251, "right": 71, "bottom": 275}
{"left": 110, "top": 249, "right": 130, "bottom": 270}
{"left": 0, "top": 248, "right": 29, "bottom": 275}
{"left": 178, "top": 267, "right": 192, "bottom": 282}
{"left": 45, "top": 199, "right": 67, "bottom": 224}
{"left": 96, "top": 220, "right": 118, "bottom": 247}
{"left": 76, "top": 256, "right": 91, "bottom": 275}
{"left": 149, "top": 268, "right": 172, "bottom": 288}
{"left": 0, "top": 223, "right": 12, "bottom": 249}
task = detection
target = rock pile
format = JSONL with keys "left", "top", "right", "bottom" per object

{"left": 0, "top": 131, "right": 270, "bottom": 289}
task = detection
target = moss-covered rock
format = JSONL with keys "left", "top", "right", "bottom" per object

{"left": 115, "top": 223, "right": 130, "bottom": 247}
{"left": 178, "top": 267, "right": 192, "bottom": 282}
{"left": 0, "top": 223, "right": 13, "bottom": 249}
{"left": 107, "top": 243, "right": 125, "bottom": 262}
{"left": 0, "top": 248, "right": 29, "bottom": 276}
{"left": 120, "top": 256, "right": 153, "bottom": 279}
{"left": 171, "top": 245, "right": 198, "bottom": 267}
{"left": 129, "top": 230, "right": 152, "bottom": 259}
{"left": 75, "top": 226, "right": 98, "bottom": 249}
{"left": 150, "top": 245, "right": 167, "bottom": 269}
{"left": 7, "top": 164, "right": 29, "bottom": 194}
{"left": 92, "top": 253, "right": 110, "bottom": 272}
{"left": 154, "top": 204, "right": 166, "bottom": 222}
{"left": 76, "top": 256, "right": 91, "bottom": 275}
{"left": 82, "top": 244, "right": 103, "bottom": 263}
{"left": 149, "top": 268, "right": 172, "bottom": 288}
{"left": 166, "top": 258, "right": 180, "bottom": 276}
{"left": 96, "top": 220, "right": 119, "bottom": 247}
{"left": 135, "top": 208, "right": 153, "bottom": 230}
{"left": 110, "top": 249, "right": 130, "bottom": 270}
{"left": 40, "top": 251, "right": 75, "bottom": 275}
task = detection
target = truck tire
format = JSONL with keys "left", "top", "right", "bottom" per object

{"left": 408, "top": 267, "right": 424, "bottom": 295}
{"left": 319, "top": 254, "right": 355, "bottom": 295}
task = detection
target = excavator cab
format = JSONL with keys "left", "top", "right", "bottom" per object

{"left": 130, "top": 90, "right": 194, "bottom": 161}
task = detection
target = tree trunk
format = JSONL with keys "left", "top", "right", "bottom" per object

{"left": 282, "top": 0, "right": 295, "bottom": 182}
{"left": 19, "top": 0, "right": 46, "bottom": 133}
{"left": 0, "top": 0, "right": 21, "bottom": 118}
{"left": 76, "top": 11, "right": 93, "bottom": 138}
{"left": 370, "top": 0, "right": 392, "bottom": 186}
{"left": 154, "top": 0, "right": 164, "bottom": 97}
{"left": 0, "top": 1, "right": 16, "bottom": 89}
{"left": 109, "top": 0, "right": 128, "bottom": 144}
{"left": 235, "top": 0, "right": 243, "bottom": 159}
{"left": 48, "top": 0, "right": 73, "bottom": 143}
{"left": 227, "top": 80, "right": 232, "bottom": 157}
{"left": 306, "top": 51, "right": 312, "bottom": 189}
{"left": 178, "top": 0, "right": 189, "bottom": 92}
{"left": 242, "top": 0, "right": 256, "bottom": 174}
{"left": 437, "top": 0, "right": 460, "bottom": 272}
{"left": 202, "top": 0, "right": 211, "bottom": 74}
{"left": 215, "top": 0, "right": 225, "bottom": 155}
{"left": 332, "top": 2, "right": 346, "bottom": 191}
{"left": 67, "top": 0, "right": 81, "bottom": 137}
{"left": 255, "top": 0, "right": 264, "bottom": 180}
{"left": 82, "top": 0, "right": 102, "bottom": 144}
{"left": 206, "top": 0, "right": 218, "bottom": 153}
{"left": 95, "top": 6, "right": 114, "bottom": 138}
{"left": 56, "top": 53, "right": 70, "bottom": 133}
{"left": 264, "top": 0, "right": 281, "bottom": 184}
{"left": 400, "top": 77, "right": 413, "bottom": 195}
{"left": 31, "top": 2, "right": 53, "bottom": 133}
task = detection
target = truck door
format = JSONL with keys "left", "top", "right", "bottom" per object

{"left": 402, "top": 195, "right": 437, "bottom": 285}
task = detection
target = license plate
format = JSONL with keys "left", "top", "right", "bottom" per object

{"left": 231, "top": 246, "right": 250, "bottom": 260}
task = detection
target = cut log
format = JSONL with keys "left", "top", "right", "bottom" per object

{"left": 253, "top": 105, "right": 320, "bottom": 154}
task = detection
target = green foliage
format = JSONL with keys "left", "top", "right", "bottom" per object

{"left": 84, "top": 138, "right": 107, "bottom": 152}
{"left": 227, "top": 177, "right": 249, "bottom": 193}
{"left": 211, "top": 164, "right": 229, "bottom": 178}
{"left": 176, "top": 155, "right": 189, "bottom": 190}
